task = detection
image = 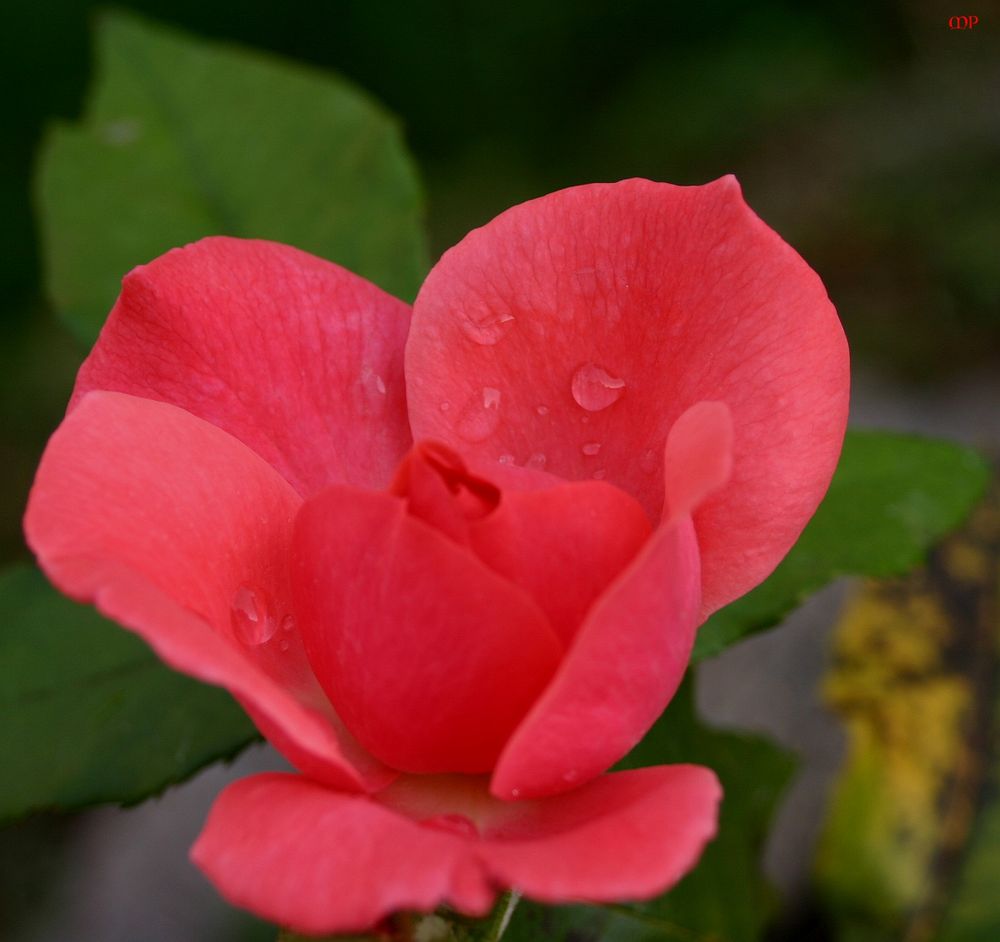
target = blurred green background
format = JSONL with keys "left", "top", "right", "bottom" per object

{"left": 1, "top": 1, "right": 997, "bottom": 940}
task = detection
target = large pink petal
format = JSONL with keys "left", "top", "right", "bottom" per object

{"left": 490, "top": 515, "right": 701, "bottom": 799}
{"left": 469, "top": 481, "right": 652, "bottom": 645}
{"left": 193, "top": 773, "right": 493, "bottom": 936}
{"left": 489, "top": 401, "right": 731, "bottom": 798}
{"left": 292, "top": 487, "right": 563, "bottom": 774}
{"left": 73, "top": 237, "right": 413, "bottom": 497}
{"left": 192, "top": 766, "right": 721, "bottom": 935}
{"left": 24, "top": 392, "right": 390, "bottom": 792}
{"left": 406, "top": 177, "right": 850, "bottom": 614}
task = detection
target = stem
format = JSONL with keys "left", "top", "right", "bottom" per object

{"left": 481, "top": 891, "right": 521, "bottom": 942}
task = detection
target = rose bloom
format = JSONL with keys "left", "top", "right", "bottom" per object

{"left": 25, "top": 178, "right": 848, "bottom": 935}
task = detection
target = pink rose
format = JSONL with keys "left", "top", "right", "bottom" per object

{"left": 25, "top": 177, "right": 848, "bottom": 935}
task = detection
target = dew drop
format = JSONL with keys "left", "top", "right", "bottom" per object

{"left": 592, "top": 468, "right": 606, "bottom": 480}
{"left": 279, "top": 639, "right": 290, "bottom": 653}
{"left": 360, "top": 366, "right": 387, "bottom": 404}
{"left": 511, "top": 788, "right": 521, "bottom": 799}
{"left": 562, "top": 769, "right": 580, "bottom": 784}
{"left": 280, "top": 614, "right": 296, "bottom": 634}
{"left": 440, "top": 400, "right": 451, "bottom": 413}
{"left": 571, "top": 363, "right": 626, "bottom": 412}
{"left": 461, "top": 311, "right": 516, "bottom": 346}
{"left": 581, "top": 441, "right": 602, "bottom": 457}
{"left": 639, "top": 449, "right": 658, "bottom": 474}
{"left": 455, "top": 388, "right": 501, "bottom": 442}
{"left": 230, "top": 586, "right": 276, "bottom": 646}
{"left": 535, "top": 404, "right": 550, "bottom": 416}
{"left": 526, "top": 452, "right": 547, "bottom": 470}
{"left": 498, "top": 453, "right": 515, "bottom": 465}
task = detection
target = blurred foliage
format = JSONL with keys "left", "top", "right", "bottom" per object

{"left": 0, "top": 565, "right": 258, "bottom": 822}
{"left": 612, "top": 680, "right": 796, "bottom": 942}
{"left": 0, "top": 816, "right": 76, "bottom": 934}
{"left": 39, "top": 11, "right": 427, "bottom": 341}
{"left": 817, "top": 486, "right": 1000, "bottom": 941}
{"left": 697, "top": 431, "right": 991, "bottom": 660}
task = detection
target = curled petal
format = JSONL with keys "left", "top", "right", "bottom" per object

{"left": 406, "top": 177, "right": 849, "bottom": 613}
{"left": 663, "top": 400, "right": 733, "bottom": 523}
{"left": 192, "top": 766, "right": 721, "bottom": 936}
{"left": 490, "top": 515, "right": 700, "bottom": 799}
{"left": 490, "top": 400, "right": 732, "bottom": 798}
{"left": 73, "top": 237, "right": 413, "bottom": 497}
{"left": 292, "top": 486, "right": 563, "bottom": 774}
{"left": 469, "top": 480, "right": 652, "bottom": 645}
{"left": 25, "top": 392, "right": 390, "bottom": 792}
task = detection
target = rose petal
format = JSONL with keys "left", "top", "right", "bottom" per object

{"left": 24, "top": 391, "right": 390, "bottom": 792}
{"left": 489, "top": 401, "right": 734, "bottom": 798}
{"left": 663, "top": 400, "right": 733, "bottom": 524}
{"left": 292, "top": 486, "right": 563, "bottom": 774}
{"left": 192, "top": 766, "right": 721, "bottom": 935}
{"left": 193, "top": 773, "right": 491, "bottom": 936}
{"left": 490, "top": 515, "right": 700, "bottom": 799}
{"left": 469, "top": 481, "right": 652, "bottom": 644}
{"left": 406, "top": 177, "right": 849, "bottom": 614}
{"left": 390, "top": 441, "right": 502, "bottom": 546}
{"left": 73, "top": 236, "right": 413, "bottom": 497}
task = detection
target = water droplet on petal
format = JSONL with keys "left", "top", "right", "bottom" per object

{"left": 511, "top": 788, "right": 521, "bottom": 799}
{"left": 526, "top": 452, "right": 547, "bottom": 470}
{"left": 421, "top": 813, "right": 480, "bottom": 838}
{"left": 455, "top": 388, "right": 501, "bottom": 442}
{"left": 582, "top": 441, "right": 602, "bottom": 457}
{"left": 536, "top": 404, "right": 549, "bottom": 416}
{"left": 461, "top": 311, "right": 516, "bottom": 346}
{"left": 562, "top": 769, "right": 580, "bottom": 784}
{"left": 280, "top": 614, "right": 296, "bottom": 634}
{"left": 230, "top": 586, "right": 276, "bottom": 645}
{"left": 440, "top": 400, "right": 451, "bottom": 413}
{"left": 592, "top": 468, "right": 606, "bottom": 480}
{"left": 498, "top": 453, "right": 514, "bottom": 465}
{"left": 639, "top": 448, "right": 659, "bottom": 474}
{"left": 571, "top": 363, "right": 626, "bottom": 412}
{"left": 360, "top": 366, "right": 388, "bottom": 407}
{"left": 279, "top": 639, "right": 290, "bottom": 652}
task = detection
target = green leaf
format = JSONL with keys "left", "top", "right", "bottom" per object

{"left": 0, "top": 565, "right": 258, "bottom": 823}
{"left": 695, "top": 430, "right": 990, "bottom": 661}
{"left": 37, "top": 10, "right": 428, "bottom": 342}
{"left": 614, "top": 680, "right": 796, "bottom": 942}
{"left": 504, "top": 903, "right": 610, "bottom": 942}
